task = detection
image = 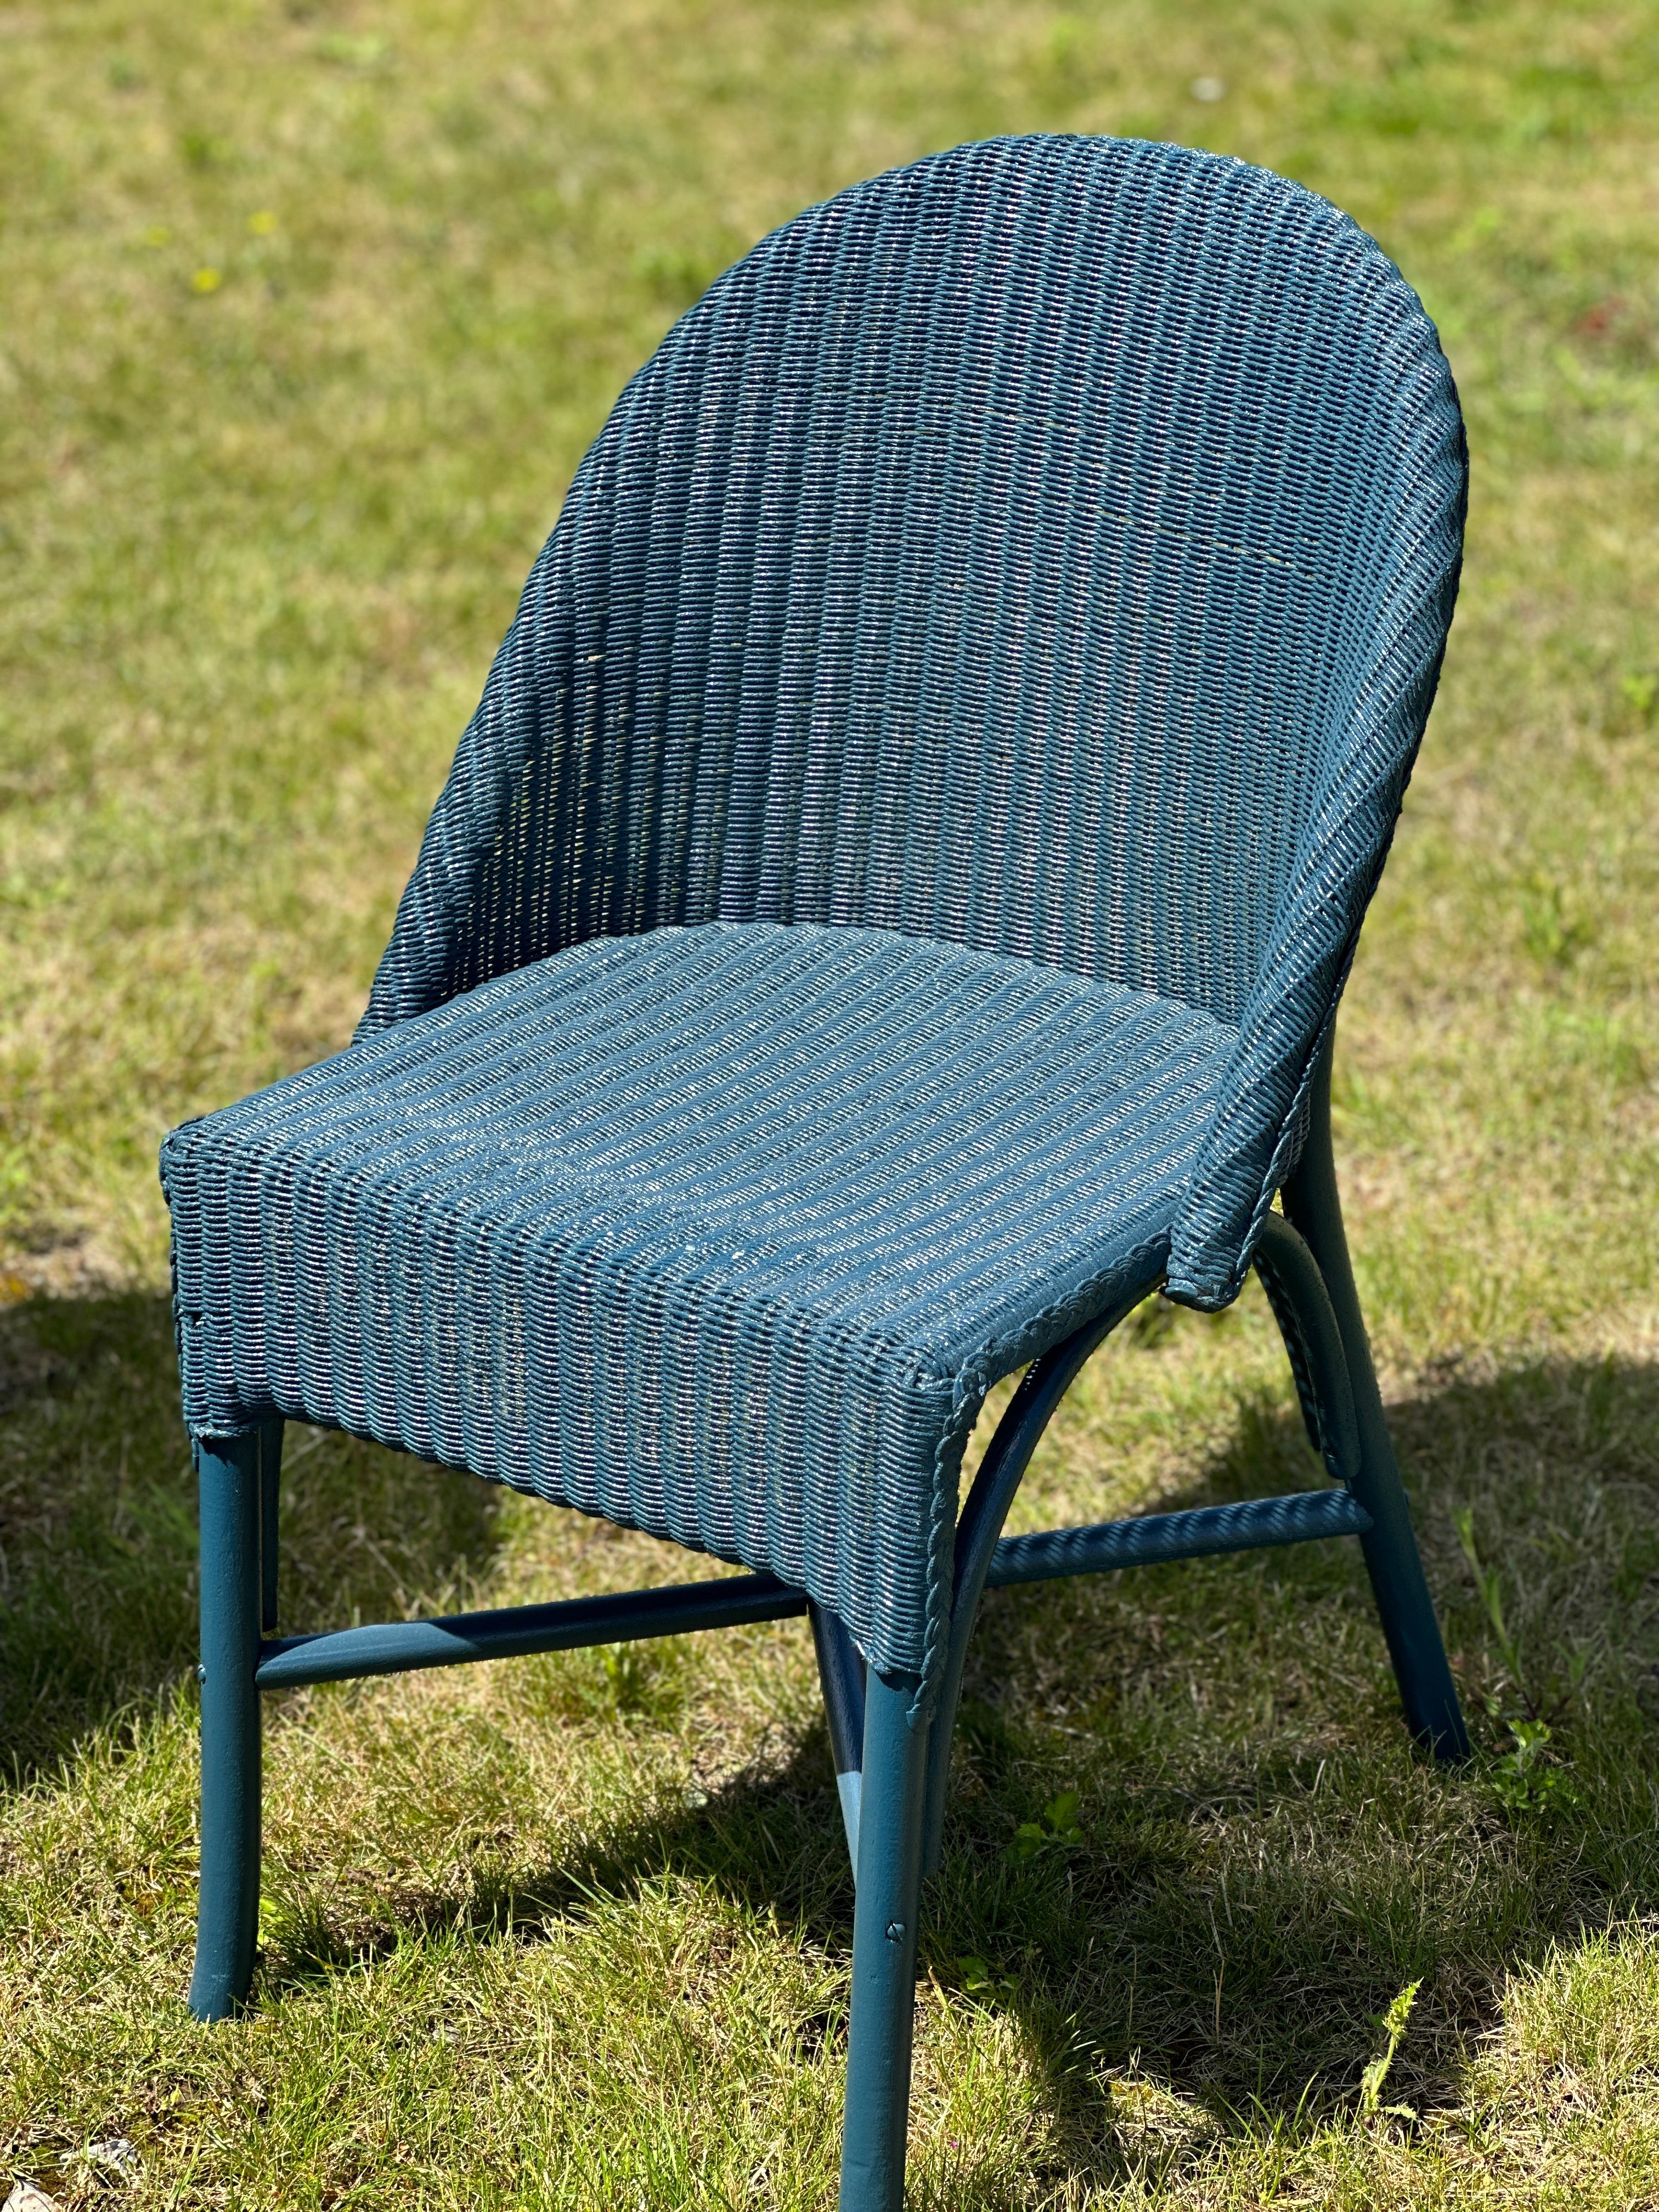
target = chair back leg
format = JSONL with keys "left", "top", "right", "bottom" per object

{"left": 188, "top": 1432, "right": 265, "bottom": 2021}
{"left": 839, "top": 1669, "right": 930, "bottom": 2211}
{"left": 1282, "top": 1040, "right": 1470, "bottom": 1760}
{"left": 810, "top": 1601, "right": 868, "bottom": 1869}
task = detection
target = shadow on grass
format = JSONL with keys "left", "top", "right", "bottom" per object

{"left": 0, "top": 1292, "right": 507, "bottom": 1780}
{"left": 5, "top": 1286, "right": 1657, "bottom": 2166}
{"left": 257, "top": 1343, "right": 1659, "bottom": 2160}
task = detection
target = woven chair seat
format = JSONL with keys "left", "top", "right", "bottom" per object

{"left": 163, "top": 919, "right": 1232, "bottom": 1676}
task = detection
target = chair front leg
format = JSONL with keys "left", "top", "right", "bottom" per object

{"left": 189, "top": 1432, "right": 264, "bottom": 2021}
{"left": 258, "top": 1418, "right": 284, "bottom": 1634}
{"left": 1282, "top": 1037, "right": 1470, "bottom": 1761}
{"left": 839, "top": 1669, "right": 930, "bottom": 2212}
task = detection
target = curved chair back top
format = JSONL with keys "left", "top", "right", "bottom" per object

{"left": 360, "top": 134, "right": 1465, "bottom": 1302}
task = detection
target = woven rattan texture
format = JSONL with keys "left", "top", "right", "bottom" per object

{"left": 164, "top": 924, "right": 1222, "bottom": 1677}
{"left": 359, "top": 133, "right": 1465, "bottom": 1305}
{"left": 163, "top": 134, "right": 1466, "bottom": 1691}
{"left": 987, "top": 1487, "right": 1367, "bottom": 1585}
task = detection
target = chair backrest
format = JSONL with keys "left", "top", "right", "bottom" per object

{"left": 360, "top": 135, "right": 1465, "bottom": 1305}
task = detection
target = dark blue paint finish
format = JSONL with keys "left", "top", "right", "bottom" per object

{"left": 986, "top": 1486, "right": 1371, "bottom": 1589}
{"left": 162, "top": 131, "right": 1468, "bottom": 1696}
{"left": 1252, "top": 1211, "right": 1362, "bottom": 1485}
{"left": 811, "top": 1600, "right": 869, "bottom": 1866}
{"left": 163, "top": 137, "right": 1473, "bottom": 2208}
{"left": 257, "top": 1419, "right": 282, "bottom": 1637}
{"left": 256, "top": 1571, "right": 808, "bottom": 1690}
{"left": 839, "top": 1672, "right": 930, "bottom": 2211}
{"left": 1283, "top": 1039, "right": 1470, "bottom": 1759}
{"left": 921, "top": 1282, "right": 1152, "bottom": 1872}
{"left": 188, "top": 1434, "right": 263, "bottom": 2023}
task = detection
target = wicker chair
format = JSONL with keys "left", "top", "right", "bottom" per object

{"left": 163, "top": 135, "right": 1470, "bottom": 2209}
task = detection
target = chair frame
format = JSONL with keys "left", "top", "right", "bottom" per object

{"left": 186, "top": 1029, "right": 1466, "bottom": 2209}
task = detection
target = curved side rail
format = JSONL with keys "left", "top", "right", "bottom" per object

{"left": 1251, "top": 1210, "right": 1363, "bottom": 1486}
{"left": 919, "top": 1278, "right": 1163, "bottom": 1871}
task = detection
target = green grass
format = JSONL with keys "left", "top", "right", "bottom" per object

{"left": 1, "top": 0, "right": 1656, "bottom": 2204}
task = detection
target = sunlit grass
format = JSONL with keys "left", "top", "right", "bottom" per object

{"left": 1, "top": 1, "right": 1656, "bottom": 2204}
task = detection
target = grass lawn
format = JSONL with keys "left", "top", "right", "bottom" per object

{"left": 2, "top": 0, "right": 1657, "bottom": 2203}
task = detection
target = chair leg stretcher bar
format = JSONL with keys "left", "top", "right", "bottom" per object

{"left": 250, "top": 1485, "right": 1373, "bottom": 1695}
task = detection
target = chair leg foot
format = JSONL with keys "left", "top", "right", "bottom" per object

{"left": 1284, "top": 1037, "right": 1470, "bottom": 1761}
{"left": 189, "top": 1433, "right": 264, "bottom": 2022}
{"left": 1350, "top": 1447, "right": 1470, "bottom": 1761}
{"left": 839, "top": 1669, "right": 929, "bottom": 2212}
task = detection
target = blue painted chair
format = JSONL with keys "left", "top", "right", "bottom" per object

{"left": 162, "top": 136, "right": 1469, "bottom": 2208}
